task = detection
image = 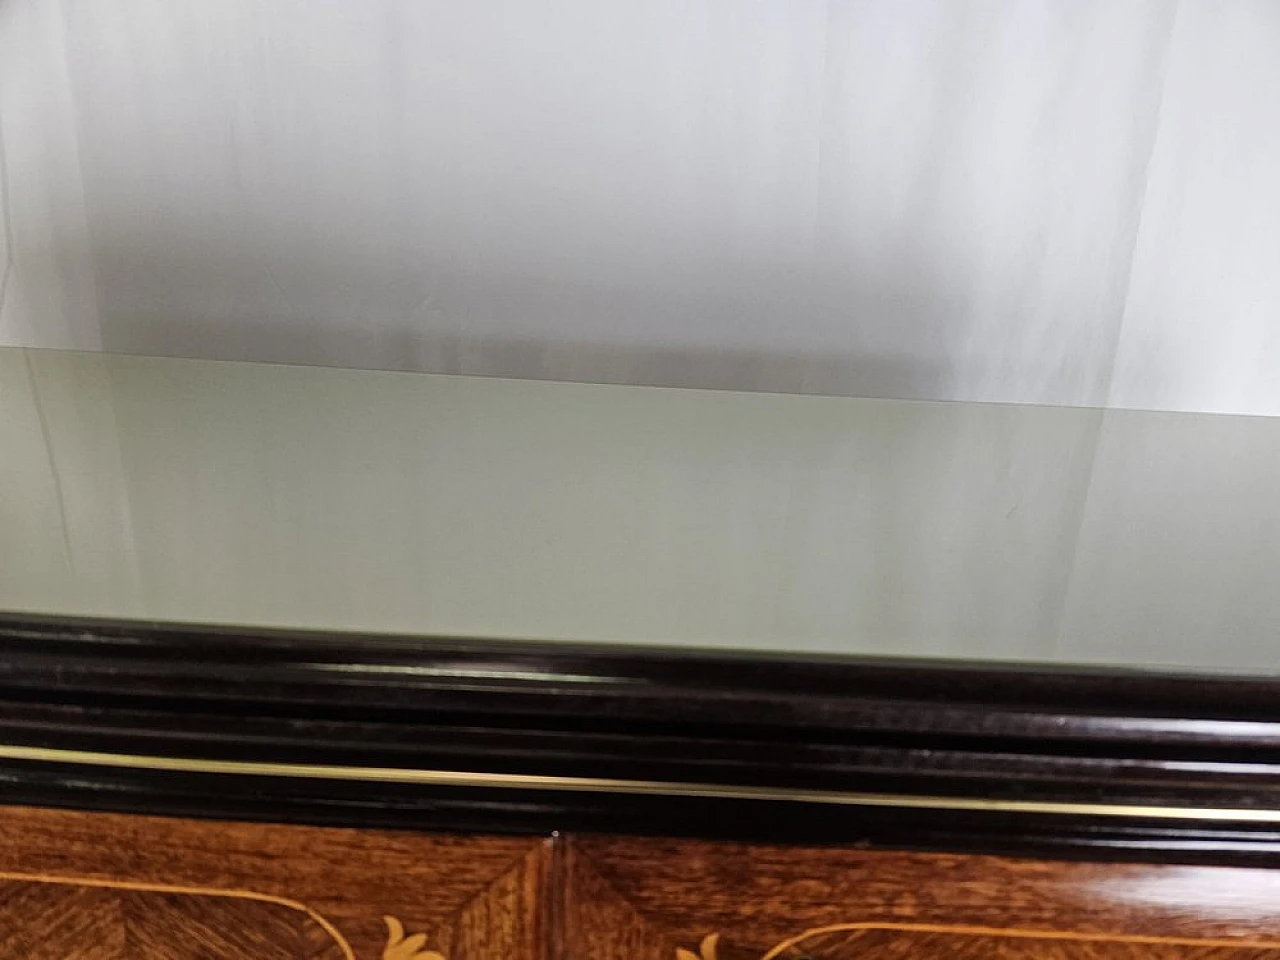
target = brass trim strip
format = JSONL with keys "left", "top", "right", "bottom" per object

{"left": 0, "top": 743, "right": 1274, "bottom": 822}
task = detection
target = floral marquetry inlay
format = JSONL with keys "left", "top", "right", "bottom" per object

{"left": 0, "top": 870, "right": 450, "bottom": 960}
{"left": 0, "top": 807, "right": 546, "bottom": 960}
{"left": 382, "top": 915, "right": 447, "bottom": 960}
{"left": 677, "top": 933, "right": 719, "bottom": 960}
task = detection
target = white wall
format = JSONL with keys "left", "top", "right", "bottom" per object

{"left": 3, "top": 0, "right": 1279, "bottom": 414}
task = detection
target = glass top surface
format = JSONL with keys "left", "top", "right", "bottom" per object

{"left": 4, "top": 346, "right": 1278, "bottom": 674}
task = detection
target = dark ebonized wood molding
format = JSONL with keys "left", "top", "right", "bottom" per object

{"left": 3, "top": 611, "right": 1280, "bottom": 863}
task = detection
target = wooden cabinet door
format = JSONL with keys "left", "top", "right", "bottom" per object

{"left": 0, "top": 806, "right": 550, "bottom": 960}
{"left": 10, "top": 810, "right": 1280, "bottom": 960}
{"left": 566, "top": 836, "right": 1280, "bottom": 960}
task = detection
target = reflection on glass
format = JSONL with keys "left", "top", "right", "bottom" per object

{"left": 3, "top": 346, "right": 1278, "bottom": 674}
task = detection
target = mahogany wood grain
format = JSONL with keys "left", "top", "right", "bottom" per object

{"left": 7, "top": 804, "right": 1280, "bottom": 960}
{"left": 567, "top": 835, "right": 1280, "bottom": 960}
{"left": 0, "top": 805, "right": 550, "bottom": 960}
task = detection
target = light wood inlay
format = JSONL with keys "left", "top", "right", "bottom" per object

{"left": 678, "top": 924, "right": 1280, "bottom": 960}
{"left": 0, "top": 806, "right": 549, "bottom": 960}
{"left": 568, "top": 837, "right": 1280, "bottom": 960}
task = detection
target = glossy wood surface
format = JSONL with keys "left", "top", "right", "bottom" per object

{"left": 0, "top": 806, "right": 550, "bottom": 960}
{"left": 6, "top": 612, "right": 1280, "bottom": 859}
{"left": 567, "top": 835, "right": 1280, "bottom": 960}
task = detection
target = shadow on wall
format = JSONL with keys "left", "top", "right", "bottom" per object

{"left": 86, "top": 217, "right": 961, "bottom": 401}
{"left": 101, "top": 321, "right": 952, "bottom": 403}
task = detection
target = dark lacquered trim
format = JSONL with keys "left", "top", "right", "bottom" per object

{"left": 4, "top": 610, "right": 1280, "bottom": 862}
